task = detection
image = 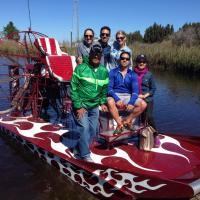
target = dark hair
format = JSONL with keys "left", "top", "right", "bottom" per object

{"left": 100, "top": 26, "right": 111, "bottom": 35}
{"left": 84, "top": 28, "right": 94, "bottom": 36}
{"left": 120, "top": 51, "right": 131, "bottom": 59}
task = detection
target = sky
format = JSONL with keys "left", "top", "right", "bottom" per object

{"left": 0, "top": 0, "right": 200, "bottom": 42}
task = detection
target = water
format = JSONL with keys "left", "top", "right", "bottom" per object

{"left": 153, "top": 70, "right": 200, "bottom": 136}
{"left": 0, "top": 68, "right": 200, "bottom": 200}
{"left": 0, "top": 139, "right": 95, "bottom": 200}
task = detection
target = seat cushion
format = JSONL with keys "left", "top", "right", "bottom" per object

{"left": 46, "top": 55, "right": 74, "bottom": 82}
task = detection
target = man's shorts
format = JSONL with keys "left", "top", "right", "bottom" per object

{"left": 108, "top": 93, "right": 141, "bottom": 105}
{"left": 108, "top": 93, "right": 142, "bottom": 105}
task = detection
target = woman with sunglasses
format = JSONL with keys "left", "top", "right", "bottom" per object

{"left": 134, "top": 54, "right": 160, "bottom": 147}
{"left": 110, "top": 30, "right": 132, "bottom": 69}
{"left": 76, "top": 28, "right": 94, "bottom": 64}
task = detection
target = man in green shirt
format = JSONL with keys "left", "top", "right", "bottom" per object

{"left": 70, "top": 43, "right": 108, "bottom": 162}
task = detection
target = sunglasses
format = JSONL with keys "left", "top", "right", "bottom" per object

{"left": 120, "top": 57, "right": 130, "bottom": 61}
{"left": 101, "top": 33, "right": 110, "bottom": 37}
{"left": 84, "top": 35, "right": 93, "bottom": 38}
{"left": 116, "top": 36, "right": 125, "bottom": 40}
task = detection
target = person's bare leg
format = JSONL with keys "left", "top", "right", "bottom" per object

{"left": 125, "top": 99, "right": 147, "bottom": 123}
{"left": 107, "top": 97, "right": 122, "bottom": 126}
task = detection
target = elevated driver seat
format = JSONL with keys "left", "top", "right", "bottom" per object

{"left": 34, "top": 37, "right": 76, "bottom": 82}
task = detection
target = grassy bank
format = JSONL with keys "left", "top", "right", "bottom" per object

{"left": 132, "top": 41, "right": 200, "bottom": 74}
{"left": 0, "top": 40, "right": 38, "bottom": 57}
{"left": 1, "top": 39, "right": 200, "bottom": 74}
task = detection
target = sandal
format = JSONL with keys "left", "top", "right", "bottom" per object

{"left": 113, "top": 124, "right": 124, "bottom": 135}
{"left": 123, "top": 121, "right": 135, "bottom": 131}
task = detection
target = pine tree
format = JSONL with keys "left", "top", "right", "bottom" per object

{"left": 3, "top": 21, "right": 19, "bottom": 40}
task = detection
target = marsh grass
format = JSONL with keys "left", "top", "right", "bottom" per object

{"left": 132, "top": 41, "right": 200, "bottom": 73}
{"left": 0, "top": 40, "right": 38, "bottom": 57}
{"left": 1, "top": 39, "right": 199, "bottom": 74}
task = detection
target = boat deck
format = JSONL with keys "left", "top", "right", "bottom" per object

{"left": 1, "top": 115, "right": 200, "bottom": 199}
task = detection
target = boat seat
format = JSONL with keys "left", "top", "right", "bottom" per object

{"left": 98, "top": 107, "right": 141, "bottom": 148}
{"left": 34, "top": 37, "right": 76, "bottom": 82}
{"left": 34, "top": 37, "right": 67, "bottom": 56}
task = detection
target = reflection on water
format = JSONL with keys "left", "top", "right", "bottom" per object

{"left": 0, "top": 67, "right": 200, "bottom": 199}
{"left": 0, "top": 139, "right": 96, "bottom": 200}
{"left": 153, "top": 70, "right": 200, "bottom": 135}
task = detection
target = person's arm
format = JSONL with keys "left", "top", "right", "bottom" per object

{"left": 99, "top": 70, "right": 109, "bottom": 105}
{"left": 76, "top": 43, "right": 83, "bottom": 64}
{"left": 148, "top": 73, "right": 156, "bottom": 96}
{"left": 107, "top": 70, "right": 120, "bottom": 102}
{"left": 128, "top": 73, "right": 139, "bottom": 105}
{"left": 129, "top": 48, "right": 133, "bottom": 66}
{"left": 140, "top": 73, "right": 156, "bottom": 99}
{"left": 76, "top": 43, "right": 82, "bottom": 57}
{"left": 70, "top": 67, "right": 82, "bottom": 109}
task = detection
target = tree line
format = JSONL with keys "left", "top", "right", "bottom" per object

{"left": 2, "top": 21, "right": 200, "bottom": 46}
{"left": 127, "top": 22, "right": 200, "bottom": 46}
{"left": 2, "top": 21, "right": 19, "bottom": 40}
{"left": 127, "top": 23, "right": 174, "bottom": 44}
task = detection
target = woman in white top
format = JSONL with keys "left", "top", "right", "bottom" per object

{"left": 110, "top": 30, "right": 132, "bottom": 70}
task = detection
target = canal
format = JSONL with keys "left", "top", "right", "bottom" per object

{"left": 0, "top": 69, "right": 200, "bottom": 199}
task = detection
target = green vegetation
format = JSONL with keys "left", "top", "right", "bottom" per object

{"left": 60, "top": 41, "right": 76, "bottom": 55}
{"left": 0, "top": 21, "right": 200, "bottom": 74}
{"left": 128, "top": 22, "right": 200, "bottom": 74}
{"left": 127, "top": 23, "right": 174, "bottom": 44}
{"left": 132, "top": 41, "right": 200, "bottom": 73}
{"left": 0, "top": 39, "right": 38, "bottom": 57}
{"left": 127, "top": 31, "right": 143, "bottom": 43}
{"left": 3, "top": 21, "right": 19, "bottom": 40}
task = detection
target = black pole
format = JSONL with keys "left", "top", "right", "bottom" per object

{"left": 70, "top": 31, "right": 73, "bottom": 48}
{"left": 28, "top": 0, "right": 32, "bottom": 30}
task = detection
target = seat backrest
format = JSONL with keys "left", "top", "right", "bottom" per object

{"left": 34, "top": 37, "right": 77, "bottom": 82}
{"left": 34, "top": 37, "right": 67, "bottom": 56}
{"left": 46, "top": 55, "right": 76, "bottom": 82}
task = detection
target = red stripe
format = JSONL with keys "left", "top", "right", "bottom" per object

{"left": 40, "top": 38, "right": 47, "bottom": 53}
{"left": 49, "top": 38, "right": 57, "bottom": 55}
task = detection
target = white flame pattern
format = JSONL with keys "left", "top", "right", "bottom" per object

{"left": 0, "top": 116, "right": 192, "bottom": 173}
{"left": 151, "top": 135, "right": 192, "bottom": 163}
{"left": 1, "top": 115, "right": 199, "bottom": 198}
{"left": 94, "top": 168, "right": 166, "bottom": 193}
{"left": 91, "top": 148, "right": 161, "bottom": 172}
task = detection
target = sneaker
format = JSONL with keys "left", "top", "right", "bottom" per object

{"left": 83, "top": 156, "right": 94, "bottom": 163}
{"left": 113, "top": 124, "right": 124, "bottom": 135}
{"left": 72, "top": 149, "right": 81, "bottom": 159}
{"left": 154, "top": 136, "right": 161, "bottom": 148}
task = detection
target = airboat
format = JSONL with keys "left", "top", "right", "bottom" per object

{"left": 0, "top": 30, "right": 200, "bottom": 200}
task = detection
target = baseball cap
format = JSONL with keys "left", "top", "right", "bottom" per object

{"left": 135, "top": 54, "right": 147, "bottom": 63}
{"left": 90, "top": 43, "right": 102, "bottom": 55}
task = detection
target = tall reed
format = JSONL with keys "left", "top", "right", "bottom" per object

{"left": 132, "top": 41, "right": 200, "bottom": 73}
{"left": 0, "top": 39, "right": 39, "bottom": 57}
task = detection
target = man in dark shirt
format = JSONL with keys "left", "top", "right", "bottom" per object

{"left": 98, "top": 26, "right": 112, "bottom": 70}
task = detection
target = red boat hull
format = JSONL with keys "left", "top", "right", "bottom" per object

{"left": 0, "top": 115, "right": 200, "bottom": 199}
